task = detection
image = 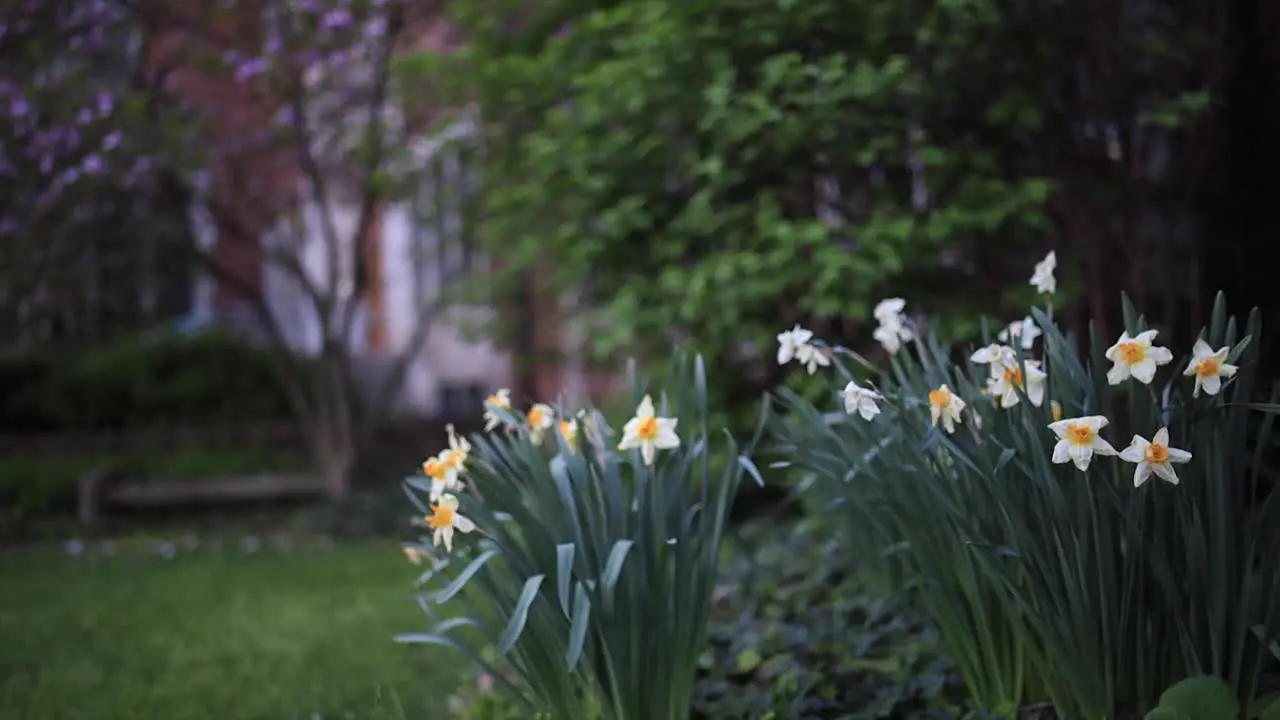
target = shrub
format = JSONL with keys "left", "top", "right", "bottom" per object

{"left": 397, "top": 354, "right": 762, "bottom": 719}
{"left": 769, "top": 259, "right": 1280, "bottom": 718}
{"left": 0, "top": 329, "right": 293, "bottom": 432}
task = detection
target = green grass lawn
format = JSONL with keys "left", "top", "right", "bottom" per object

{"left": 0, "top": 539, "right": 471, "bottom": 720}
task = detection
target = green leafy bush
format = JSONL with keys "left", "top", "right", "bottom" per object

{"left": 398, "top": 354, "right": 761, "bottom": 719}
{"left": 0, "top": 329, "right": 293, "bottom": 432}
{"left": 770, "top": 267, "right": 1280, "bottom": 718}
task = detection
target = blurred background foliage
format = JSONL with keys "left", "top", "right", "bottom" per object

{"left": 400, "top": 0, "right": 1279, "bottom": 431}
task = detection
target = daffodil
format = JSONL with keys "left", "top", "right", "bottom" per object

{"left": 776, "top": 325, "right": 830, "bottom": 374}
{"left": 1048, "top": 415, "right": 1117, "bottom": 471}
{"left": 442, "top": 424, "right": 471, "bottom": 472}
{"left": 617, "top": 394, "right": 679, "bottom": 466}
{"left": 1183, "top": 339, "right": 1238, "bottom": 397}
{"left": 426, "top": 494, "right": 475, "bottom": 553}
{"left": 776, "top": 325, "right": 815, "bottom": 365}
{"left": 970, "top": 343, "right": 1016, "bottom": 368}
{"left": 928, "top": 384, "right": 966, "bottom": 434}
{"left": 874, "top": 298, "right": 907, "bottom": 324}
{"left": 873, "top": 319, "right": 914, "bottom": 355}
{"left": 423, "top": 453, "right": 462, "bottom": 502}
{"left": 1030, "top": 250, "right": 1057, "bottom": 295}
{"left": 1051, "top": 400, "right": 1064, "bottom": 422}
{"left": 842, "top": 380, "right": 883, "bottom": 421}
{"left": 987, "top": 357, "right": 1046, "bottom": 408}
{"left": 483, "top": 388, "right": 511, "bottom": 432}
{"left": 1118, "top": 427, "right": 1192, "bottom": 487}
{"left": 403, "top": 546, "right": 425, "bottom": 565}
{"left": 998, "top": 316, "right": 1042, "bottom": 351}
{"left": 527, "top": 402, "right": 554, "bottom": 444}
{"left": 559, "top": 418, "right": 579, "bottom": 451}
{"left": 1105, "top": 330, "right": 1174, "bottom": 385}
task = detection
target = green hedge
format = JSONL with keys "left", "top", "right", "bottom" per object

{"left": 0, "top": 329, "right": 293, "bottom": 432}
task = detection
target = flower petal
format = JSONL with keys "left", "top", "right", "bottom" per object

{"left": 1051, "top": 439, "right": 1072, "bottom": 464}
{"left": 1107, "top": 363, "right": 1130, "bottom": 385}
{"left": 1152, "top": 427, "right": 1169, "bottom": 445}
{"left": 1167, "top": 447, "right": 1193, "bottom": 463}
{"left": 1152, "top": 462, "right": 1180, "bottom": 485}
{"left": 1134, "top": 462, "right": 1153, "bottom": 487}
{"left": 455, "top": 515, "right": 476, "bottom": 533}
{"left": 1130, "top": 359, "right": 1158, "bottom": 384}
{"left": 1118, "top": 437, "right": 1148, "bottom": 464}
{"left": 1200, "top": 374, "right": 1222, "bottom": 395}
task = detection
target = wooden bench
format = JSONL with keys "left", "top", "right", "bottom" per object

{"left": 77, "top": 469, "right": 327, "bottom": 523}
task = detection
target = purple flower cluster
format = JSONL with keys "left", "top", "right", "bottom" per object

{"left": 1, "top": 0, "right": 408, "bottom": 239}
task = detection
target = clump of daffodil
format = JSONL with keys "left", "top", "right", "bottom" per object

{"left": 842, "top": 379, "right": 883, "bottom": 421}
{"left": 559, "top": 418, "right": 579, "bottom": 451}
{"left": 776, "top": 325, "right": 831, "bottom": 374}
{"left": 928, "top": 384, "right": 966, "bottom": 434}
{"left": 1048, "top": 415, "right": 1117, "bottom": 471}
{"left": 987, "top": 356, "right": 1047, "bottom": 409}
{"left": 1105, "top": 329, "right": 1174, "bottom": 385}
{"left": 1118, "top": 427, "right": 1192, "bottom": 487}
{"left": 423, "top": 453, "right": 462, "bottom": 502}
{"left": 426, "top": 494, "right": 475, "bottom": 553}
{"left": 1030, "top": 250, "right": 1057, "bottom": 295}
{"left": 483, "top": 388, "right": 511, "bottom": 432}
{"left": 526, "top": 402, "right": 554, "bottom": 445}
{"left": 1183, "top": 339, "right": 1239, "bottom": 397}
{"left": 998, "top": 316, "right": 1042, "bottom": 350}
{"left": 617, "top": 394, "right": 679, "bottom": 466}
{"left": 872, "top": 298, "right": 914, "bottom": 354}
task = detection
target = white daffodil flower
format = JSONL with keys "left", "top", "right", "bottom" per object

{"left": 526, "top": 403, "right": 555, "bottom": 444}
{"left": 873, "top": 298, "right": 908, "bottom": 324}
{"left": 442, "top": 424, "right": 471, "bottom": 473}
{"left": 776, "top": 325, "right": 815, "bottom": 365}
{"left": 617, "top": 394, "right": 679, "bottom": 466}
{"left": 928, "top": 384, "right": 966, "bottom": 434}
{"left": 427, "top": 494, "right": 475, "bottom": 553}
{"left": 842, "top": 380, "right": 883, "bottom": 421}
{"left": 423, "top": 452, "right": 462, "bottom": 502}
{"left": 1048, "top": 415, "right": 1117, "bottom": 471}
{"left": 776, "top": 325, "right": 831, "bottom": 374}
{"left": 1030, "top": 251, "right": 1057, "bottom": 295}
{"left": 1182, "top": 339, "right": 1238, "bottom": 397}
{"left": 987, "top": 357, "right": 1047, "bottom": 408}
{"left": 1105, "top": 329, "right": 1174, "bottom": 385}
{"left": 970, "top": 343, "right": 1016, "bottom": 369}
{"left": 482, "top": 388, "right": 511, "bottom": 432}
{"left": 796, "top": 343, "right": 831, "bottom": 375}
{"left": 873, "top": 318, "right": 914, "bottom": 355}
{"left": 998, "top": 316, "right": 1042, "bottom": 350}
{"left": 1118, "top": 427, "right": 1192, "bottom": 487}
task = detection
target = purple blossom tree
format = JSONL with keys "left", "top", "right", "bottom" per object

{"left": 1, "top": 0, "right": 473, "bottom": 496}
